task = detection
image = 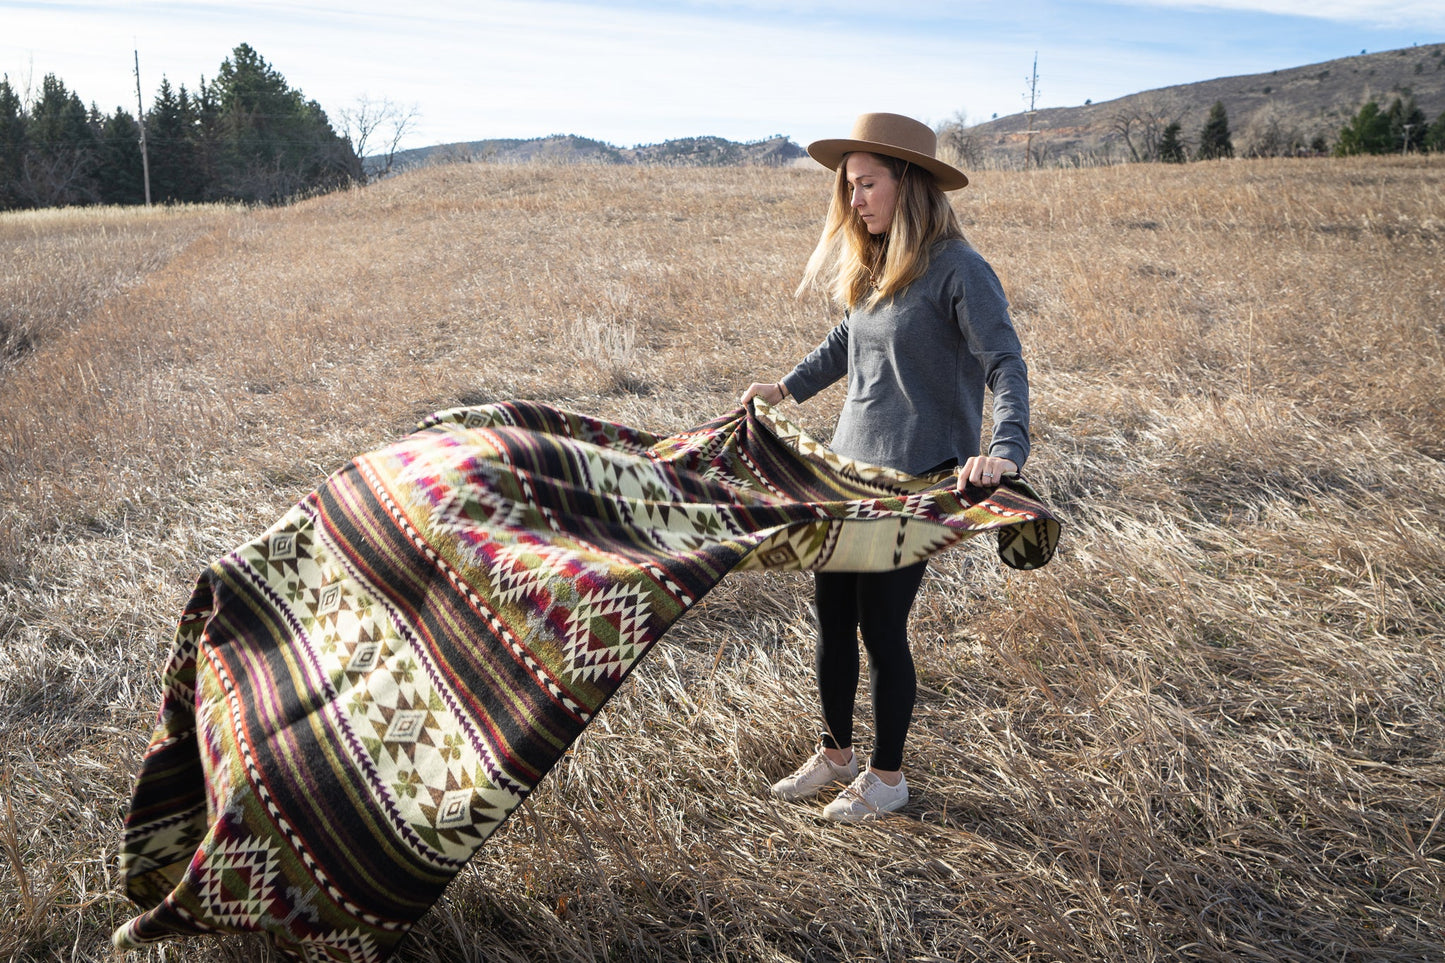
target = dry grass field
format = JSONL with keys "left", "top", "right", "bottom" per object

{"left": 1, "top": 155, "right": 1442, "bottom": 962}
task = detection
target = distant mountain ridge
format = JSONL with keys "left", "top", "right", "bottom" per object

{"left": 964, "top": 42, "right": 1445, "bottom": 165}
{"left": 375, "top": 43, "right": 1445, "bottom": 174}
{"left": 376, "top": 133, "right": 806, "bottom": 174}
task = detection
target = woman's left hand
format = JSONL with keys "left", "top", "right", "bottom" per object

{"left": 958, "top": 455, "right": 1018, "bottom": 489}
{"left": 740, "top": 382, "right": 787, "bottom": 406}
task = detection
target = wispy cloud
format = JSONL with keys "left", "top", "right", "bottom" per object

{"left": 1118, "top": 0, "right": 1445, "bottom": 29}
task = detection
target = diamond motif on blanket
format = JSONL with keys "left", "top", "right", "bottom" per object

{"left": 435, "top": 788, "right": 474, "bottom": 829}
{"left": 561, "top": 583, "right": 650, "bottom": 683}
{"left": 489, "top": 542, "right": 578, "bottom": 607}
{"left": 317, "top": 582, "right": 343, "bottom": 616}
{"left": 383, "top": 709, "right": 429, "bottom": 743}
{"left": 195, "top": 835, "right": 282, "bottom": 929}
{"left": 454, "top": 484, "right": 535, "bottom": 535}
{"left": 267, "top": 531, "right": 298, "bottom": 561}
{"left": 303, "top": 928, "right": 382, "bottom": 963}
{"left": 345, "top": 641, "right": 381, "bottom": 673}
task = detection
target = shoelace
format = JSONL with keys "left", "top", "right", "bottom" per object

{"left": 841, "top": 774, "right": 885, "bottom": 811}
{"left": 795, "top": 752, "right": 836, "bottom": 784}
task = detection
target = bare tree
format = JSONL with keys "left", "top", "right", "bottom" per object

{"left": 1027, "top": 138, "right": 1056, "bottom": 169}
{"left": 1239, "top": 102, "right": 1305, "bottom": 157}
{"left": 432, "top": 142, "right": 482, "bottom": 166}
{"left": 935, "top": 110, "right": 984, "bottom": 170}
{"left": 14, "top": 150, "right": 96, "bottom": 208}
{"left": 1023, "top": 52, "right": 1041, "bottom": 169}
{"left": 338, "top": 95, "right": 420, "bottom": 180}
{"left": 1109, "top": 111, "right": 1143, "bottom": 162}
{"left": 1109, "top": 93, "right": 1188, "bottom": 162}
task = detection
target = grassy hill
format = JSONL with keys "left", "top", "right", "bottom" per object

{"left": 967, "top": 42, "right": 1445, "bottom": 166}
{"left": 378, "top": 133, "right": 806, "bottom": 174}
{"left": 374, "top": 45, "right": 1445, "bottom": 177}
{"left": 1, "top": 156, "right": 1442, "bottom": 961}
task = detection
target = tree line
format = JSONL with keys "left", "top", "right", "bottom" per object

{"left": 941, "top": 93, "right": 1445, "bottom": 170}
{"left": 1332, "top": 96, "right": 1444, "bottom": 155}
{"left": 1143, "top": 97, "right": 1445, "bottom": 165}
{"left": 0, "top": 44, "right": 361, "bottom": 210}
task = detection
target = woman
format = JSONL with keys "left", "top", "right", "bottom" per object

{"left": 742, "top": 113, "right": 1030, "bottom": 823}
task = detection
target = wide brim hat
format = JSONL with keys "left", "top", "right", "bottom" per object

{"left": 808, "top": 112, "right": 968, "bottom": 191}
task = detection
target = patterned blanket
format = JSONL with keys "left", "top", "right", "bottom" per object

{"left": 114, "top": 399, "right": 1059, "bottom": 962}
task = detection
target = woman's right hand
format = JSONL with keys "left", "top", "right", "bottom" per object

{"left": 741, "top": 382, "right": 788, "bottom": 406}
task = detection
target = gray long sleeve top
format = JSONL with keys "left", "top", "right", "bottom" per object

{"left": 779, "top": 239, "right": 1030, "bottom": 476}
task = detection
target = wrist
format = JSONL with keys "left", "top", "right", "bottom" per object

{"left": 776, "top": 381, "right": 789, "bottom": 399}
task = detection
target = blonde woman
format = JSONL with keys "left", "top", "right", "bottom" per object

{"left": 742, "top": 113, "right": 1030, "bottom": 822}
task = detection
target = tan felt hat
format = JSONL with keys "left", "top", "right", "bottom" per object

{"left": 807, "top": 112, "right": 968, "bottom": 191}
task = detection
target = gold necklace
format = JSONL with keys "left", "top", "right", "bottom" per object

{"left": 866, "top": 245, "right": 886, "bottom": 290}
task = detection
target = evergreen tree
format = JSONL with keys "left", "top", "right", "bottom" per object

{"left": 1, "top": 47, "right": 364, "bottom": 209}
{"left": 26, "top": 75, "right": 90, "bottom": 153}
{"left": 23, "top": 74, "right": 98, "bottom": 205}
{"left": 148, "top": 78, "right": 204, "bottom": 202}
{"left": 191, "top": 78, "right": 223, "bottom": 200}
{"left": 1384, "top": 96, "right": 1427, "bottom": 153}
{"left": 208, "top": 44, "right": 360, "bottom": 203}
{"left": 1158, "top": 121, "right": 1187, "bottom": 163}
{"left": 1335, "top": 100, "right": 1393, "bottom": 155}
{"left": 94, "top": 108, "right": 145, "bottom": 205}
{"left": 0, "top": 78, "right": 26, "bottom": 210}
{"left": 1427, "top": 111, "right": 1445, "bottom": 154}
{"left": 1195, "top": 101, "right": 1234, "bottom": 160}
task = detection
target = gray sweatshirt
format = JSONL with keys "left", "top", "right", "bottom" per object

{"left": 780, "top": 239, "right": 1030, "bottom": 476}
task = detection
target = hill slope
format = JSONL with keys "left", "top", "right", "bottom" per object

{"left": 967, "top": 42, "right": 1445, "bottom": 165}
{"left": 378, "top": 133, "right": 806, "bottom": 174}
{"left": 377, "top": 45, "right": 1444, "bottom": 174}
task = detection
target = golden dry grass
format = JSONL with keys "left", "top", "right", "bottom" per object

{"left": 1, "top": 155, "right": 1442, "bottom": 962}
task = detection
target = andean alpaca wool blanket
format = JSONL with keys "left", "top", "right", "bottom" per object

{"left": 114, "top": 399, "right": 1059, "bottom": 962}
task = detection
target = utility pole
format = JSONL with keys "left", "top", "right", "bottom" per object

{"left": 133, "top": 48, "right": 152, "bottom": 206}
{"left": 1023, "top": 52, "right": 1040, "bottom": 169}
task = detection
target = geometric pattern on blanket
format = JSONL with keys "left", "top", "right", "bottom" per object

{"left": 113, "top": 399, "right": 1060, "bottom": 962}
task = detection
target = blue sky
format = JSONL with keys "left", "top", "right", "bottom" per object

{"left": 3, "top": 0, "right": 1441, "bottom": 151}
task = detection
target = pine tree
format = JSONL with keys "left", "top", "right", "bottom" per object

{"left": 1428, "top": 111, "right": 1445, "bottom": 154}
{"left": 1158, "top": 121, "right": 1187, "bottom": 163}
{"left": 1384, "top": 96, "right": 1427, "bottom": 153}
{"left": 1, "top": 47, "right": 363, "bottom": 209}
{"left": 1335, "top": 100, "right": 1393, "bottom": 155}
{"left": 22, "top": 74, "right": 99, "bottom": 205}
{"left": 0, "top": 78, "right": 26, "bottom": 210}
{"left": 94, "top": 108, "right": 145, "bottom": 205}
{"left": 1194, "top": 101, "right": 1234, "bottom": 161}
{"left": 148, "top": 78, "right": 205, "bottom": 202}
{"left": 192, "top": 78, "right": 222, "bottom": 200}
{"left": 209, "top": 44, "right": 360, "bottom": 203}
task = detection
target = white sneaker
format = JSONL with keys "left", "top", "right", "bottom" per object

{"left": 822, "top": 771, "right": 909, "bottom": 823}
{"left": 770, "top": 747, "right": 859, "bottom": 801}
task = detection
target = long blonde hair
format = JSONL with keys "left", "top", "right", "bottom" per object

{"left": 796, "top": 152, "right": 965, "bottom": 311}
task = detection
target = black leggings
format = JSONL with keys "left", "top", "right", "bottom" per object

{"left": 813, "top": 559, "right": 929, "bottom": 772}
